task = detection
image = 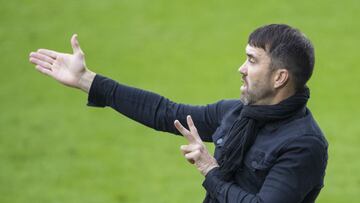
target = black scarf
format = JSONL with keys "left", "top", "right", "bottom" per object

{"left": 219, "top": 87, "right": 310, "bottom": 181}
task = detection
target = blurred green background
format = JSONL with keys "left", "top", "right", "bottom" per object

{"left": 1, "top": 0, "right": 359, "bottom": 202}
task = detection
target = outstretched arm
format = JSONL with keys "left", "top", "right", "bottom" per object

{"left": 29, "top": 34, "right": 96, "bottom": 92}
{"left": 29, "top": 35, "right": 238, "bottom": 141}
{"left": 87, "top": 75, "right": 234, "bottom": 141}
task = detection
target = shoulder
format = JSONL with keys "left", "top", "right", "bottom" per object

{"left": 278, "top": 109, "right": 328, "bottom": 161}
{"left": 274, "top": 108, "right": 327, "bottom": 145}
{"left": 216, "top": 99, "right": 242, "bottom": 109}
{"left": 211, "top": 99, "right": 242, "bottom": 117}
{"left": 263, "top": 108, "right": 328, "bottom": 161}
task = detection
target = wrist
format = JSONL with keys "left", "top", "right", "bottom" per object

{"left": 203, "top": 164, "right": 219, "bottom": 176}
{"left": 78, "top": 69, "right": 96, "bottom": 93}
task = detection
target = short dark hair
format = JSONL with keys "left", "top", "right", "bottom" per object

{"left": 248, "top": 24, "right": 315, "bottom": 90}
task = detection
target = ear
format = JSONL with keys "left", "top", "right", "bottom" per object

{"left": 273, "top": 69, "right": 289, "bottom": 89}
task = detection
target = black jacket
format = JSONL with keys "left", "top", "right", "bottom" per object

{"left": 88, "top": 75, "right": 328, "bottom": 203}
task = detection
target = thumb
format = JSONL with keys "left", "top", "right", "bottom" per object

{"left": 71, "top": 34, "right": 84, "bottom": 55}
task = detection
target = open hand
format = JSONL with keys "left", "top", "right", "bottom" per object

{"left": 174, "top": 115, "right": 219, "bottom": 176}
{"left": 29, "top": 34, "right": 95, "bottom": 92}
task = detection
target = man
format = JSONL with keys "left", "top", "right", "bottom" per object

{"left": 29, "top": 24, "right": 328, "bottom": 202}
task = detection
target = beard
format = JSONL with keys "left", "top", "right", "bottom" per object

{"left": 240, "top": 92, "right": 251, "bottom": 105}
{"left": 240, "top": 79, "right": 275, "bottom": 105}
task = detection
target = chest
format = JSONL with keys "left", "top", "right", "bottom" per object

{"left": 211, "top": 116, "right": 280, "bottom": 192}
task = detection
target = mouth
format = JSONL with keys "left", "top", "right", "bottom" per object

{"left": 241, "top": 77, "right": 247, "bottom": 92}
{"left": 241, "top": 77, "right": 247, "bottom": 87}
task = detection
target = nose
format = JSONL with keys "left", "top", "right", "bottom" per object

{"left": 238, "top": 61, "right": 247, "bottom": 75}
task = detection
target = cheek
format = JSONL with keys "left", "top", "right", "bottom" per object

{"left": 247, "top": 69, "right": 260, "bottom": 86}
{"left": 248, "top": 70, "right": 270, "bottom": 88}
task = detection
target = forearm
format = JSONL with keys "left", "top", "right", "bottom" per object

{"left": 204, "top": 168, "right": 279, "bottom": 203}
{"left": 203, "top": 168, "right": 260, "bottom": 203}
{"left": 203, "top": 136, "right": 326, "bottom": 203}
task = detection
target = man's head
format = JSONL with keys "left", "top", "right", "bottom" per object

{"left": 239, "top": 24, "right": 315, "bottom": 105}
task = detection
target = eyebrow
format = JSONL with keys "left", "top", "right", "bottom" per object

{"left": 246, "top": 53, "right": 256, "bottom": 59}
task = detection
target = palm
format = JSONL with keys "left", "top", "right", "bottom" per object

{"left": 51, "top": 52, "right": 86, "bottom": 87}
{"left": 29, "top": 34, "right": 87, "bottom": 88}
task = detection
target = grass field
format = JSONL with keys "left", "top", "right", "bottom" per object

{"left": 1, "top": 0, "right": 360, "bottom": 202}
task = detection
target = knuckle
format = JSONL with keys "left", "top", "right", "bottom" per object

{"left": 193, "top": 143, "right": 203, "bottom": 150}
{"left": 195, "top": 144, "right": 203, "bottom": 150}
{"left": 193, "top": 152, "right": 201, "bottom": 159}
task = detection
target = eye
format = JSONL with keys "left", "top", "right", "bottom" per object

{"left": 248, "top": 57, "right": 255, "bottom": 64}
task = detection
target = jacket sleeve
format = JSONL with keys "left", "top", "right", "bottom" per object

{"left": 202, "top": 135, "right": 328, "bottom": 202}
{"left": 87, "top": 74, "right": 239, "bottom": 142}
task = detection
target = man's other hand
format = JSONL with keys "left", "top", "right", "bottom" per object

{"left": 29, "top": 34, "right": 95, "bottom": 93}
{"left": 174, "top": 115, "right": 219, "bottom": 176}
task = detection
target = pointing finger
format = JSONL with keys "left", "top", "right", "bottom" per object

{"left": 174, "top": 120, "right": 196, "bottom": 143}
{"left": 37, "top": 49, "right": 59, "bottom": 59}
